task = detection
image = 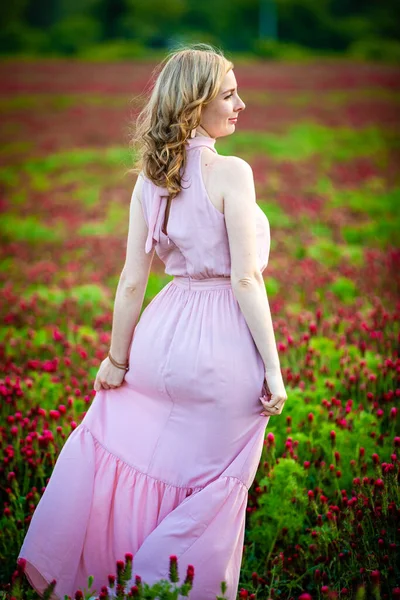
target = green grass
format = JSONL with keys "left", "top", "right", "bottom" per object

{"left": 22, "top": 283, "right": 109, "bottom": 308}
{"left": 4, "top": 124, "right": 396, "bottom": 184}
{"left": 144, "top": 272, "right": 173, "bottom": 303}
{"left": 0, "top": 214, "right": 66, "bottom": 243}
{"left": 258, "top": 200, "right": 295, "bottom": 229}
{"left": 331, "top": 276, "right": 358, "bottom": 304}
{"left": 218, "top": 123, "right": 397, "bottom": 162}
{"left": 77, "top": 203, "right": 128, "bottom": 236}
{"left": 342, "top": 219, "right": 398, "bottom": 248}
{"left": 331, "top": 185, "right": 400, "bottom": 219}
{"left": 20, "top": 146, "right": 132, "bottom": 174}
{"left": 0, "top": 94, "right": 129, "bottom": 112}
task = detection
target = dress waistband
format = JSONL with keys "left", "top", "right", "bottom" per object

{"left": 172, "top": 276, "right": 232, "bottom": 290}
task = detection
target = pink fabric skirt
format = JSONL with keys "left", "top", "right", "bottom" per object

{"left": 18, "top": 276, "right": 270, "bottom": 599}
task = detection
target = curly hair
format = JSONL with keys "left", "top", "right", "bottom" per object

{"left": 128, "top": 42, "right": 234, "bottom": 234}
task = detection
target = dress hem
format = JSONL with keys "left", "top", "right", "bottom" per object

{"left": 20, "top": 557, "right": 60, "bottom": 600}
{"left": 80, "top": 423, "right": 207, "bottom": 492}
{"left": 81, "top": 423, "right": 250, "bottom": 493}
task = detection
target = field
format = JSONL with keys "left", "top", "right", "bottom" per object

{"left": 0, "top": 59, "right": 399, "bottom": 599}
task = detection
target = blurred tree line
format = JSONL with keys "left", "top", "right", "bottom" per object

{"left": 1, "top": 0, "right": 399, "bottom": 61}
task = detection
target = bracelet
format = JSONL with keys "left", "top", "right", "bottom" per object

{"left": 108, "top": 350, "right": 129, "bottom": 371}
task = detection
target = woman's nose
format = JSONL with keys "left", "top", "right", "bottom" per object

{"left": 236, "top": 98, "right": 246, "bottom": 111}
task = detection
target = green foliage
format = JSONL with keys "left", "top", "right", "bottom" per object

{"left": 331, "top": 185, "right": 400, "bottom": 218}
{"left": 0, "top": 257, "right": 14, "bottom": 273}
{"left": 2, "top": 0, "right": 400, "bottom": 59}
{"left": 21, "top": 284, "right": 108, "bottom": 310}
{"left": 340, "top": 244, "right": 364, "bottom": 267}
{"left": 22, "top": 285, "right": 68, "bottom": 304}
{"left": 348, "top": 37, "right": 400, "bottom": 64}
{"left": 21, "top": 372, "right": 66, "bottom": 408}
{"left": 13, "top": 128, "right": 393, "bottom": 192}
{"left": 0, "top": 95, "right": 92, "bottom": 112}
{"left": 315, "top": 176, "right": 335, "bottom": 196}
{"left": 69, "top": 284, "right": 109, "bottom": 307}
{"left": 49, "top": 16, "right": 102, "bottom": 55}
{"left": 252, "top": 39, "right": 316, "bottom": 60}
{"left": 74, "top": 185, "right": 101, "bottom": 208}
{"left": 0, "top": 22, "right": 49, "bottom": 54}
{"left": 309, "top": 222, "right": 332, "bottom": 239}
{"left": 0, "top": 166, "right": 19, "bottom": 187}
{"left": 258, "top": 201, "right": 295, "bottom": 229}
{"left": 275, "top": 0, "right": 348, "bottom": 51}
{"left": 342, "top": 219, "right": 398, "bottom": 248}
{"left": 248, "top": 458, "right": 307, "bottom": 547}
{"left": 0, "top": 142, "right": 33, "bottom": 161}
{"left": 220, "top": 124, "right": 390, "bottom": 163}
{"left": 77, "top": 203, "right": 128, "bottom": 237}
{"left": 293, "top": 244, "right": 307, "bottom": 260}
{"left": 21, "top": 146, "right": 131, "bottom": 174}
{"left": 121, "top": 0, "right": 188, "bottom": 43}
{"left": 144, "top": 272, "right": 173, "bottom": 306}
{"left": 363, "top": 350, "right": 381, "bottom": 372}
{"left": 307, "top": 238, "right": 341, "bottom": 268}
{"left": 330, "top": 276, "right": 358, "bottom": 304}
{"left": 308, "top": 336, "right": 343, "bottom": 375}
{"left": 306, "top": 235, "right": 364, "bottom": 268}
{"left": 309, "top": 336, "right": 336, "bottom": 355}
{"left": 0, "top": 214, "right": 64, "bottom": 243}
{"left": 264, "top": 276, "right": 279, "bottom": 297}
{"left": 78, "top": 39, "right": 149, "bottom": 60}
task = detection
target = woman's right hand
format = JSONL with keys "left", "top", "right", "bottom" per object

{"left": 259, "top": 368, "right": 287, "bottom": 416}
{"left": 93, "top": 357, "right": 127, "bottom": 392}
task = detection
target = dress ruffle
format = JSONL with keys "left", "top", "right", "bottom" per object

{"left": 18, "top": 423, "right": 249, "bottom": 600}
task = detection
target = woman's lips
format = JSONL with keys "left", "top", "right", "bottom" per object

{"left": 229, "top": 118, "right": 238, "bottom": 122}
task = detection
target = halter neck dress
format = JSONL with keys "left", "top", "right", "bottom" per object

{"left": 17, "top": 134, "right": 272, "bottom": 600}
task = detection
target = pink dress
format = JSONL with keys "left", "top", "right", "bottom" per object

{"left": 17, "top": 135, "right": 271, "bottom": 600}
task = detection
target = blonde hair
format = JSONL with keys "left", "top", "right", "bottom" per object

{"left": 128, "top": 43, "right": 234, "bottom": 233}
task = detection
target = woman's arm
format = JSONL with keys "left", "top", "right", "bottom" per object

{"left": 109, "top": 176, "right": 155, "bottom": 364}
{"left": 230, "top": 276, "right": 281, "bottom": 372}
{"left": 222, "top": 156, "right": 281, "bottom": 372}
{"left": 108, "top": 276, "right": 150, "bottom": 364}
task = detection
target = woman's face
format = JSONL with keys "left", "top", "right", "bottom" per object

{"left": 199, "top": 69, "right": 246, "bottom": 139}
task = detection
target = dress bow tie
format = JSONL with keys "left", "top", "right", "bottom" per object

{"left": 145, "top": 187, "right": 169, "bottom": 254}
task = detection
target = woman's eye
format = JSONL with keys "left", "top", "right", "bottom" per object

{"left": 224, "top": 94, "right": 233, "bottom": 99}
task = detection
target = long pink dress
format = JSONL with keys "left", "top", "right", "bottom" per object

{"left": 17, "top": 135, "right": 271, "bottom": 600}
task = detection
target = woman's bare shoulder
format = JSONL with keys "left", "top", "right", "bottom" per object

{"left": 218, "top": 153, "right": 251, "bottom": 168}
{"left": 213, "top": 153, "right": 253, "bottom": 189}
{"left": 132, "top": 170, "right": 146, "bottom": 205}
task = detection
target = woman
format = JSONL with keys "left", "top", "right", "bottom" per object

{"left": 17, "top": 43, "right": 287, "bottom": 600}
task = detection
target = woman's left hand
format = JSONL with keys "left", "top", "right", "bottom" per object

{"left": 93, "top": 357, "right": 128, "bottom": 392}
